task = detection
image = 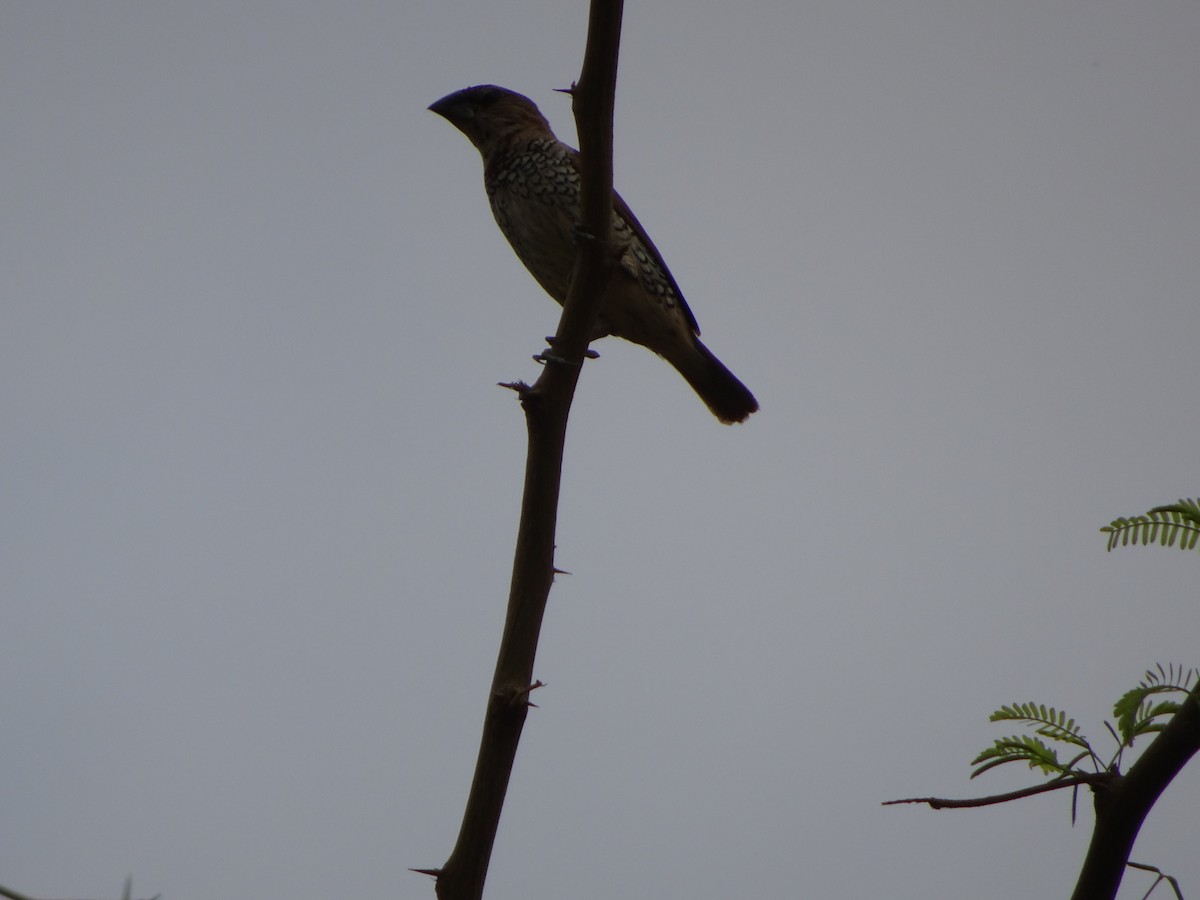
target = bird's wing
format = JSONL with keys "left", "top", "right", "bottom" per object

{"left": 610, "top": 187, "right": 702, "bottom": 337}
{"left": 565, "top": 147, "right": 701, "bottom": 337}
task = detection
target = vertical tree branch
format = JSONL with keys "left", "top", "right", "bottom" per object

{"left": 1069, "top": 685, "right": 1200, "bottom": 900}
{"left": 428, "top": 3, "right": 624, "bottom": 899}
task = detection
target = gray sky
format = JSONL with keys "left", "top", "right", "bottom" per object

{"left": 3, "top": 3, "right": 1199, "bottom": 898}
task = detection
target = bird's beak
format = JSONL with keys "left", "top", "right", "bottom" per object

{"left": 428, "top": 93, "right": 470, "bottom": 124}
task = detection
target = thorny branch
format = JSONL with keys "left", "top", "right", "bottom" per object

{"left": 420, "top": 3, "right": 625, "bottom": 900}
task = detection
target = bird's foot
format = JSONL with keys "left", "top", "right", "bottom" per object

{"left": 534, "top": 336, "right": 599, "bottom": 365}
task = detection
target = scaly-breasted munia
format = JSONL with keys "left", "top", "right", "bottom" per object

{"left": 429, "top": 85, "right": 758, "bottom": 424}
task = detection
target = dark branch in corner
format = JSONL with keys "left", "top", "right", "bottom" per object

{"left": 1069, "top": 686, "right": 1200, "bottom": 900}
{"left": 0, "top": 877, "right": 160, "bottom": 900}
{"left": 887, "top": 685, "right": 1200, "bottom": 900}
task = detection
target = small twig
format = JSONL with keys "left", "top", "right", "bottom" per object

{"left": 1127, "top": 861, "right": 1183, "bottom": 900}
{"left": 884, "top": 773, "right": 1110, "bottom": 809}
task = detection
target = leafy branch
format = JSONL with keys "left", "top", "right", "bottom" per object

{"left": 1101, "top": 498, "right": 1200, "bottom": 553}
{"left": 972, "top": 702, "right": 1097, "bottom": 778}
{"left": 970, "top": 668, "right": 1198, "bottom": 785}
{"left": 889, "top": 494, "right": 1200, "bottom": 900}
{"left": 1114, "top": 664, "right": 1200, "bottom": 749}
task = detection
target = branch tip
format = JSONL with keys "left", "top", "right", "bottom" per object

{"left": 885, "top": 773, "right": 1108, "bottom": 811}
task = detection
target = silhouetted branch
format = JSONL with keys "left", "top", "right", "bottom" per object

{"left": 1069, "top": 686, "right": 1200, "bottom": 900}
{"left": 889, "top": 684, "right": 1200, "bottom": 900}
{"left": 424, "top": 3, "right": 625, "bottom": 900}
{"left": 884, "top": 773, "right": 1109, "bottom": 809}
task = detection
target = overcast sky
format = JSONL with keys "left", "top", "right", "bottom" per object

{"left": 3, "top": 3, "right": 1199, "bottom": 899}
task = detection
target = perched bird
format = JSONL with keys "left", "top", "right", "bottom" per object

{"left": 429, "top": 85, "right": 758, "bottom": 424}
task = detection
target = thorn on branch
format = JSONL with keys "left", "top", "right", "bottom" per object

{"left": 409, "top": 867, "right": 442, "bottom": 879}
{"left": 570, "top": 223, "right": 630, "bottom": 268}
{"left": 522, "top": 679, "right": 546, "bottom": 708}
{"left": 496, "top": 680, "right": 546, "bottom": 709}
{"left": 499, "top": 379, "right": 545, "bottom": 416}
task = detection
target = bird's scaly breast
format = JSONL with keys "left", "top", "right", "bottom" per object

{"left": 485, "top": 140, "right": 581, "bottom": 302}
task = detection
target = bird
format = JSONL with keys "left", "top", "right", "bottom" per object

{"left": 428, "top": 85, "right": 758, "bottom": 424}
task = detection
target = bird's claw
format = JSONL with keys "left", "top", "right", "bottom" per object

{"left": 544, "top": 335, "right": 600, "bottom": 357}
{"left": 538, "top": 337, "right": 599, "bottom": 364}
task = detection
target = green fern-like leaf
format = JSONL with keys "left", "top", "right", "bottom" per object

{"left": 1151, "top": 498, "right": 1200, "bottom": 527}
{"left": 1140, "top": 662, "right": 1184, "bottom": 687}
{"left": 1113, "top": 665, "right": 1198, "bottom": 743}
{"left": 1102, "top": 499, "right": 1200, "bottom": 553}
{"left": 971, "top": 735, "right": 1066, "bottom": 779}
{"left": 1135, "top": 663, "right": 1198, "bottom": 696}
{"left": 989, "top": 702, "right": 1092, "bottom": 751}
{"left": 1115, "top": 696, "right": 1182, "bottom": 744}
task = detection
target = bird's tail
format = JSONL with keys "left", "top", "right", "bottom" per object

{"left": 670, "top": 339, "right": 759, "bottom": 425}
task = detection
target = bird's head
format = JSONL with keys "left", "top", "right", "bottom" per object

{"left": 428, "top": 85, "right": 554, "bottom": 156}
